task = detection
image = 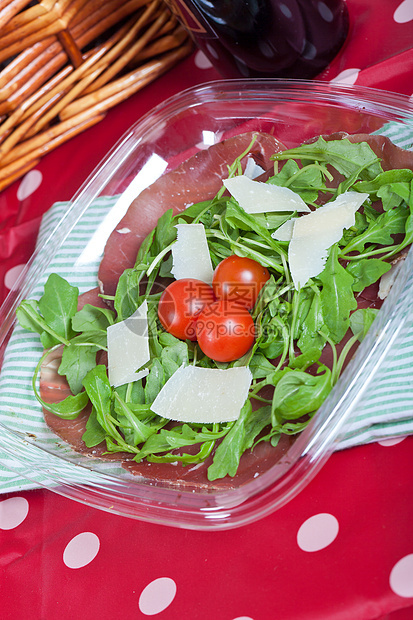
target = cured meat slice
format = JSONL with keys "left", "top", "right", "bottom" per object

{"left": 38, "top": 131, "right": 413, "bottom": 490}
{"left": 98, "top": 132, "right": 286, "bottom": 296}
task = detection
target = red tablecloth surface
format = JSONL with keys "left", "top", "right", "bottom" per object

{"left": 1, "top": 2, "right": 413, "bottom": 618}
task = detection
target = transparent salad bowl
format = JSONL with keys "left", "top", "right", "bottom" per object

{"left": 1, "top": 79, "right": 413, "bottom": 530}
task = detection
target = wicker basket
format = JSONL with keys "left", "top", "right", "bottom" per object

{"left": 0, "top": 0, "right": 193, "bottom": 192}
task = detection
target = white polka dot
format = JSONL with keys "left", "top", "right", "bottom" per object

{"left": 63, "top": 532, "right": 100, "bottom": 569}
{"left": 194, "top": 50, "right": 213, "bottom": 69}
{"left": 17, "top": 170, "right": 43, "bottom": 201}
{"left": 297, "top": 513, "right": 339, "bottom": 552}
{"left": 0, "top": 497, "right": 29, "bottom": 530}
{"left": 394, "top": 0, "right": 413, "bottom": 23}
{"left": 139, "top": 577, "right": 177, "bottom": 615}
{"left": 318, "top": 1, "right": 334, "bottom": 22}
{"left": 302, "top": 42, "right": 317, "bottom": 60}
{"left": 4, "top": 263, "right": 26, "bottom": 291}
{"left": 232, "top": 617, "right": 255, "bottom": 620}
{"left": 390, "top": 554, "right": 413, "bottom": 597}
{"left": 378, "top": 436, "right": 406, "bottom": 447}
{"left": 280, "top": 3, "right": 293, "bottom": 18}
{"left": 331, "top": 68, "right": 360, "bottom": 85}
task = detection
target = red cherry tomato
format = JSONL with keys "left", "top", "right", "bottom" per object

{"left": 212, "top": 255, "right": 270, "bottom": 310}
{"left": 158, "top": 278, "right": 216, "bottom": 341}
{"left": 195, "top": 300, "right": 255, "bottom": 362}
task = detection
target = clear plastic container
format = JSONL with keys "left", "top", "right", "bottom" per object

{"left": 1, "top": 79, "right": 413, "bottom": 530}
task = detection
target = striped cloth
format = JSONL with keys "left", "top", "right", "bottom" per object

{"left": 0, "top": 125, "right": 413, "bottom": 493}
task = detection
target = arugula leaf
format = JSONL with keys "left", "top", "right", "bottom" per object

{"left": 207, "top": 401, "right": 252, "bottom": 480}
{"left": 113, "top": 392, "right": 163, "bottom": 446}
{"left": 15, "top": 300, "right": 43, "bottom": 335}
{"left": 153, "top": 209, "right": 176, "bottom": 254}
{"left": 174, "top": 199, "right": 226, "bottom": 228}
{"left": 146, "top": 302, "right": 163, "bottom": 358}
{"left": 272, "top": 137, "right": 383, "bottom": 181}
{"left": 58, "top": 344, "right": 97, "bottom": 395}
{"left": 57, "top": 330, "right": 107, "bottom": 395}
{"left": 349, "top": 308, "right": 379, "bottom": 342}
{"left": 16, "top": 299, "right": 70, "bottom": 347}
{"left": 318, "top": 245, "right": 357, "bottom": 343}
{"left": 296, "top": 288, "right": 328, "bottom": 354}
{"left": 249, "top": 352, "right": 277, "bottom": 379}
{"left": 134, "top": 228, "right": 155, "bottom": 266}
{"left": 82, "top": 407, "right": 106, "bottom": 447}
{"left": 160, "top": 340, "right": 189, "bottom": 381}
{"left": 346, "top": 258, "right": 391, "bottom": 292}
{"left": 341, "top": 206, "right": 408, "bottom": 256}
{"left": 72, "top": 304, "right": 114, "bottom": 332}
{"left": 291, "top": 288, "right": 315, "bottom": 341}
{"left": 341, "top": 210, "right": 368, "bottom": 246}
{"left": 395, "top": 180, "right": 413, "bottom": 253}
{"left": 37, "top": 273, "right": 78, "bottom": 348}
{"left": 224, "top": 200, "right": 286, "bottom": 258}
{"left": 83, "top": 365, "right": 112, "bottom": 420}
{"left": 83, "top": 365, "right": 140, "bottom": 453}
{"left": 145, "top": 358, "right": 165, "bottom": 404}
{"left": 42, "top": 391, "right": 89, "bottom": 419}
{"left": 268, "top": 159, "right": 325, "bottom": 202}
{"left": 17, "top": 274, "right": 79, "bottom": 348}
{"left": 290, "top": 348, "right": 322, "bottom": 370}
{"left": 134, "top": 423, "right": 227, "bottom": 464}
{"left": 114, "top": 268, "right": 142, "bottom": 321}
{"left": 271, "top": 366, "right": 331, "bottom": 421}
{"left": 256, "top": 313, "right": 290, "bottom": 361}
{"left": 355, "top": 169, "right": 413, "bottom": 210}
{"left": 242, "top": 405, "right": 272, "bottom": 450}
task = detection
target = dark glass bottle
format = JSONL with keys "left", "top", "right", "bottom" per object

{"left": 166, "top": 0, "right": 349, "bottom": 79}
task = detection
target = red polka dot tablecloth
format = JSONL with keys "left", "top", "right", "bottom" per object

{"left": 1, "top": 2, "right": 413, "bottom": 618}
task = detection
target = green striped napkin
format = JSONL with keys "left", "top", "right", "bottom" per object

{"left": 0, "top": 196, "right": 129, "bottom": 492}
{"left": 0, "top": 125, "right": 413, "bottom": 494}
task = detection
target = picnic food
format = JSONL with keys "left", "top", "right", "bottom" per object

{"left": 16, "top": 130, "right": 413, "bottom": 489}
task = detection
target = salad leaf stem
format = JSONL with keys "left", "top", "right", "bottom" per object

{"left": 32, "top": 346, "right": 88, "bottom": 418}
{"left": 146, "top": 240, "right": 176, "bottom": 277}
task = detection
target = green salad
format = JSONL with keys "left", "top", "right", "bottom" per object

{"left": 15, "top": 136, "right": 413, "bottom": 481}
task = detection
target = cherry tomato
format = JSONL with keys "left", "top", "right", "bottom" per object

{"left": 195, "top": 300, "right": 255, "bottom": 362}
{"left": 212, "top": 255, "right": 270, "bottom": 310}
{"left": 158, "top": 278, "right": 215, "bottom": 341}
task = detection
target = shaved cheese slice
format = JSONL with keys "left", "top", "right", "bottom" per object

{"left": 171, "top": 223, "right": 214, "bottom": 284}
{"left": 243, "top": 156, "right": 265, "bottom": 179}
{"left": 289, "top": 191, "right": 368, "bottom": 289}
{"left": 223, "top": 175, "right": 311, "bottom": 214}
{"left": 107, "top": 300, "right": 150, "bottom": 387}
{"left": 271, "top": 218, "right": 297, "bottom": 241}
{"left": 151, "top": 365, "right": 253, "bottom": 424}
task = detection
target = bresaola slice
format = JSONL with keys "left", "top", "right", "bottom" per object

{"left": 98, "top": 132, "right": 285, "bottom": 296}
{"left": 38, "top": 131, "right": 413, "bottom": 490}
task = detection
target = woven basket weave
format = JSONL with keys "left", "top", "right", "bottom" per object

{"left": 0, "top": 0, "right": 192, "bottom": 192}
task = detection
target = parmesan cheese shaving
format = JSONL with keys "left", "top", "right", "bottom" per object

{"left": 107, "top": 301, "right": 150, "bottom": 387}
{"left": 243, "top": 156, "right": 265, "bottom": 179}
{"left": 151, "top": 365, "right": 253, "bottom": 424}
{"left": 289, "top": 191, "right": 368, "bottom": 289}
{"left": 271, "top": 218, "right": 297, "bottom": 241}
{"left": 223, "top": 175, "right": 311, "bottom": 214}
{"left": 171, "top": 223, "right": 214, "bottom": 284}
